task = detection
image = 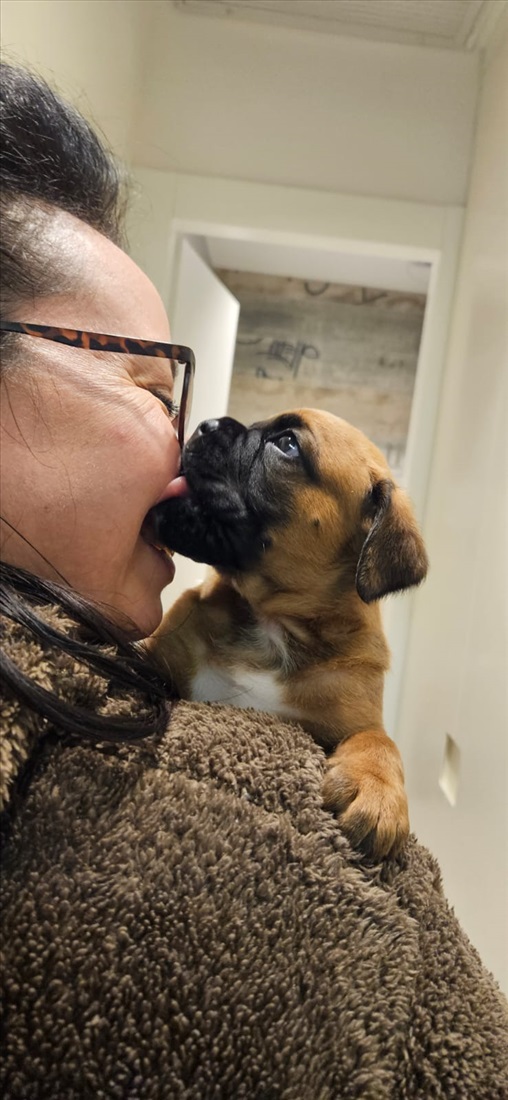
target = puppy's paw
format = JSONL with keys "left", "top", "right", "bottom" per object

{"left": 322, "top": 730, "right": 409, "bottom": 859}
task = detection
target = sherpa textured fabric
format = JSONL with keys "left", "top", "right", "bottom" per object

{"left": 1, "top": 609, "right": 507, "bottom": 1100}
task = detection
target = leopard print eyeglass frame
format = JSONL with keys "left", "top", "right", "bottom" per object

{"left": 0, "top": 321, "right": 196, "bottom": 450}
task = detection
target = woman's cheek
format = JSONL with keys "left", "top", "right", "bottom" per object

{"left": 102, "top": 403, "right": 180, "bottom": 502}
{"left": 139, "top": 421, "right": 181, "bottom": 498}
{"left": 106, "top": 403, "right": 171, "bottom": 455}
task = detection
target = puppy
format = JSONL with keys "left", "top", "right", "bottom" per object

{"left": 147, "top": 409, "right": 428, "bottom": 858}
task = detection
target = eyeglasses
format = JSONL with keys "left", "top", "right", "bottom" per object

{"left": 0, "top": 321, "right": 195, "bottom": 450}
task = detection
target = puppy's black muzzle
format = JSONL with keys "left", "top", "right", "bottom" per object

{"left": 182, "top": 417, "right": 246, "bottom": 512}
{"left": 150, "top": 416, "right": 267, "bottom": 573}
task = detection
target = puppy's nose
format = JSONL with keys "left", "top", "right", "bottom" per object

{"left": 197, "top": 419, "right": 220, "bottom": 435}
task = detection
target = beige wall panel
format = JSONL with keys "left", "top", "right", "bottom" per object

{"left": 131, "top": 1, "right": 478, "bottom": 205}
{"left": 1, "top": 0, "right": 142, "bottom": 161}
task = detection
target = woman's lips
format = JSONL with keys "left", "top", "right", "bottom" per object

{"left": 149, "top": 541, "right": 176, "bottom": 583}
{"left": 140, "top": 517, "right": 174, "bottom": 558}
{"left": 141, "top": 475, "right": 189, "bottom": 556}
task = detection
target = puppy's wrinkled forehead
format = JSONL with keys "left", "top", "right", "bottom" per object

{"left": 258, "top": 408, "right": 389, "bottom": 491}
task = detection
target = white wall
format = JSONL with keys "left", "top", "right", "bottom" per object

{"left": 131, "top": 1, "right": 478, "bottom": 205}
{"left": 0, "top": 0, "right": 143, "bottom": 161}
{"left": 127, "top": 168, "right": 179, "bottom": 303}
{"left": 397, "top": 28, "right": 508, "bottom": 993}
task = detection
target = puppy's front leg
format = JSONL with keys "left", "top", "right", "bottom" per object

{"left": 322, "top": 730, "right": 409, "bottom": 859}
{"left": 147, "top": 585, "right": 206, "bottom": 698}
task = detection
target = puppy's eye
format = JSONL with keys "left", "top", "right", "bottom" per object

{"left": 274, "top": 432, "right": 300, "bottom": 458}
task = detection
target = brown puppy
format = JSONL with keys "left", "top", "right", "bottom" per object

{"left": 147, "top": 409, "right": 428, "bottom": 857}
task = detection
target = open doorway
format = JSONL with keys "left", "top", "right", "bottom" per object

{"left": 216, "top": 268, "right": 428, "bottom": 483}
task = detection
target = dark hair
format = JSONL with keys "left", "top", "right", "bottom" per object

{"left": 0, "top": 63, "right": 126, "bottom": 320}
{"left": 0, "top": 563, "right": 170, "bottom": 740}
{"left": 0, "top": 65, "right": 172, "bottom": 740}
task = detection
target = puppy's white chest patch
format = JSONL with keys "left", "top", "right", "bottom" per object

{"left": 190, "top": 664, "right": 301, "bottom": 720}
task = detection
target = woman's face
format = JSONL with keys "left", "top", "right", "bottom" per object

{"left": 0, "top": 211, "right": 184, "bottom": 637}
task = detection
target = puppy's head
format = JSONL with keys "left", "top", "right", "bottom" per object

{"left": 151, "top": 409, "right": 428, "bottom": 607}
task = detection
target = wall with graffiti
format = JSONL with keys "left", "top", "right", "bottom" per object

{"left": 217, "top": 270, "right": 426, "bottom": 479}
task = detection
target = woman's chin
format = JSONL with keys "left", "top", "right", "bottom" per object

{"left": 96, "top": 541, "right": 178, "bottom": 639}
{"left": 132, "top": 589, "right": 171, "bottom": 641}
{"left": 106, "top": 584, "right": 167, "bottom": 641}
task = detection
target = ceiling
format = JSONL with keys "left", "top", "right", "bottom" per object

{"left": 172, "top": 0, "right": 507, "bottom": 51}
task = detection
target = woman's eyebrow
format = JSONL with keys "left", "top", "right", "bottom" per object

{"left": 129, "top": 353, "right": 177, "bottom": 383}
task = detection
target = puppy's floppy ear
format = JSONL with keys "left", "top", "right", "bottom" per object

{"left": 356, "top": 479, "right": 428, "bottom": 603}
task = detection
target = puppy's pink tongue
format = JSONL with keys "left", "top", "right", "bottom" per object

{"left": 157, "top": 475, "right": 189, "bottom": 503}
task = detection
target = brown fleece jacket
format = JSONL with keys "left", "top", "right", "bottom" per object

{"left": 0, "top": 607, "right": 507, "bottom": 1100}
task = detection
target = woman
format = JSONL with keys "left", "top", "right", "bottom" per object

{"left": 1, "top": 64, "right": 506, "bottom": 1099}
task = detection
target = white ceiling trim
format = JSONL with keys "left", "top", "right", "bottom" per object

{"left": 205, "top": 234, "right": 432, "bottom": 295}
{"left": 172, "top": 0, "right": 508, "bottom": 52}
